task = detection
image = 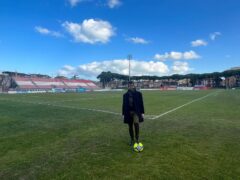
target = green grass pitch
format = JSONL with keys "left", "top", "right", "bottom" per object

{"left": 0, "top": 90, "right": 240, "bottom": 179}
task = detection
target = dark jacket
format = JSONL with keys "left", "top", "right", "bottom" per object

{"left": 122, "top": 89, "right": 145, "bottom": 124}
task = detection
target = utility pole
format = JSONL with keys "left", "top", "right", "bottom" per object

{"left": 128, "top": 54, "right": 132, "bottom": 82}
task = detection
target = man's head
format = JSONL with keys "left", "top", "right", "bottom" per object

{"left": 128, "top": 81, "right": 135, "bottom": 90}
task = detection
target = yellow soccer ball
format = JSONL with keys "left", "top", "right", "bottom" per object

{"left": 133, "top": 142, "right": 144, "bottom": 152}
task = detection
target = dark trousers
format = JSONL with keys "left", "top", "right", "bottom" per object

{"left": 128, "top": 111, "right": 139, "bottom": 142}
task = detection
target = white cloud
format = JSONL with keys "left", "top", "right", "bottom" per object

{"left": 58, "top": 59, "right": 170, "bottom": 79}
{"left": 183, "top": 51, "right": 200, "bottom": 59}
{"left": 68, "top": 0, "right": 82, "bottom": 7}
{"left": 154, "top": 50, "right": 200, "bottom": 61}
{"left": 58, "top": 65, "right": 76, "bottom": 76}
{"left": 210, "top": 32, "right": 221, "bottom": 40}
{"left": 62, "top": 19, "right": 115, "bottom": 44}
{"left": 154, "top": 54, "right": 167, "bottom": 61}
{"left": 169, "top": 52, "right": 183, "bottom": 60}
{"left": 68, "top": 0, "right": 121, "bottom": 8}
{"left": 127, "top": 37, "right": 149, "bottom": 44}
{"left": 35, "top": 26, "right": 63, "bottom": 37}
{"left": 172, "top": 61, "right": 192, "bottom": 74}
{"left": 191, "top": 39, "right": 207, "bottom": 47}
{"left": 107, "top": 0, "right": 121, "bottom": 8}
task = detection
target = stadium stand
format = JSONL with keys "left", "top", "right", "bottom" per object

{"left": 62, "top": 79, "right": 99, "bottom": 90}
{"left": 86, "top": 81, "right": 99, "bottom": 89}
{"left": 31, "top": 78, "right": 67, "bottom": 89}
{"left": 13, "top": 77, "right": 38, "bottom": 90}
{"left": 11, "top": 76, "right": 99, "bottom": 93}
{"left": 63, "top": 79, "right": 88, "bottom": 89}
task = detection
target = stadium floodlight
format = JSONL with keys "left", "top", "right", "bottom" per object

{"left": 128, "top": 54, "right": 132, "bottom": 82}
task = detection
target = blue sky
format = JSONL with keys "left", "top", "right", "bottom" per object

{"left": 0, "top": 0, "right": 239, "bottom": 79}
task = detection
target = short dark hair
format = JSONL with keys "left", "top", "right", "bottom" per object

{"left": 128, "top": 81, "right": 134, "bottom": 85}
{"left": 128, "top": 81, "right": 135, "bottom": 87}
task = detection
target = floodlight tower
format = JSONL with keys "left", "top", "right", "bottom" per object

{"left": 128, "top": 54, "right": 132, "bottom": 82}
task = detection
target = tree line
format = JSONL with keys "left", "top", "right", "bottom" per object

{"left": 97, "top": 69, "right": 240, "bottom": 88}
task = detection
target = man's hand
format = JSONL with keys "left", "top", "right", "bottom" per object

{"left": 141, "top": 114, "right": 144, "bottom": 118}
{"left": 122, "top": 115, "right": 124, "bottom": 120}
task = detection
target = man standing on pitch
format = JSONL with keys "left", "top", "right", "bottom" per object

{"left": 122, "top": 81, "right": 145, "bottom": 146}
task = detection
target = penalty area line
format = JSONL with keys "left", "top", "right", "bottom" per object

{"left": 150, "top": 92, "right": 218, "bottom": 120}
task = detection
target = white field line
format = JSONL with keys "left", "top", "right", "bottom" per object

{"left": 54, "top": 98, "right": 95, "bottom": 102}
{"left": 56, "top": 95, "right": 120, "bottom": 101}
{"left": 150, "top": 92, "right": 218, "bottom": 120}
{"left": 0, "top": 91, "right": 218, "bottom": 120}
{"left": 0, "top": 98, "right": 157, "bottom": 119}
{"left": 0, "top": 98, "right": 121, "bottom": 116}
{"left": 17, "top": 95, "right": 120, "bottom": 103}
